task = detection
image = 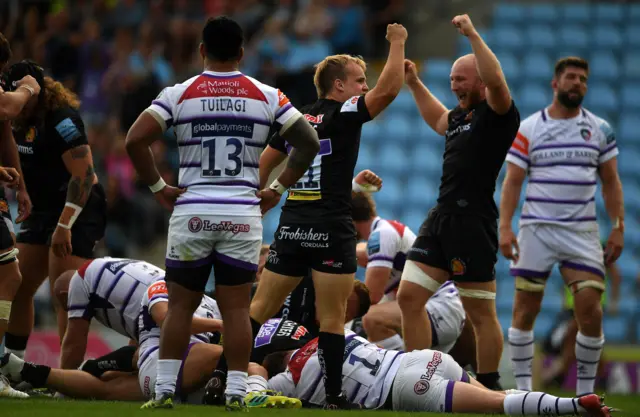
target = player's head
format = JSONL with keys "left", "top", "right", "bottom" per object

{"left": 200, "top": 16, "right": 244, "bottom": 64}
{"left": 345, "top": 280, "right": 371, "bottom": 323}
{"left": 552, "top": 57, "right": 589, "bottom": 109}
{"left": 53, "top": 270, "right": 76, "bottom": 312}
{"left": 351, "top": 192, "right": 377, "bottom": 240}
{"left": 256, "top": 244, "right": 271, "bottom": 281}
{"left": 450, "top": 54, "right": 485, "bottom": 109}
{"left": 314, "top": 54, "right": 368, "bottom": 101}
{"left": 262, "top": 350, "right": 296, "bottom": 379}
{"left": 0, "top": 32, "right": 12, "bottom": 71}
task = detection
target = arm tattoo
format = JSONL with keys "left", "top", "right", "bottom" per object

{"left": 66, "top": 164, "right": 96, "bottom": 207}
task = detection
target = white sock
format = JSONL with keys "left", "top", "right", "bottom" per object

{"left": 508, "top": 327, "right": 534, "bottom": 391}
{"left": 225, "top": 370, "right": 248, "bottom": 399}
{"left": 503, "top": 392, "right": 585, "bottom": 416}
{"left": 575, "top": 332, "right": 604, "bottom": 396}
{"left": 376, "top": 334, "right": 404, "bottom": 350}
{"left": 247, "top": 375, "right": 268, "bottom": 393}
{"left": 154, "top": 359, "right": 181, "bottom": 398}
{"left": 7, "top": 349, "right": 25, "bottom": 360}
{"left": 1, "top": 353, "right": 25, "bottom": 381}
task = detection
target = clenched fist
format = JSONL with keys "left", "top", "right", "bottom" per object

{"left": 452, "top": 14, "right": 478, "bottom": 38}
{"left": 404, "top": 59, "right": 419, "bottom": 85}
{"left": 386, "top": 23, "right": 408, "bottom": 43}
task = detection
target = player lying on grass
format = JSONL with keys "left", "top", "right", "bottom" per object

{"left": 263, "top": 329, "right": 614, "bottom": 416}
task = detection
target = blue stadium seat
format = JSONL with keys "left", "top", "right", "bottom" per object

{"left": 375, "top": 177, "right": 404, "bottom": 210}
{"left": 360, "top": 122, "right": 384, "bottom": 147}
{"left": 630, "top": 4, "right": 640, "bottom": 20}
{"left": 558, "top": 26, "right": 590, "bottom": 51}
{"left": 522, "top": 52, "right": 553, "bottom": 80}
{"left": 624, "top": 25, "right": 640, "bottom": 48}
{"left": 603, "top": 317, "right": 627, "bottom": 342}
{"left": 527, "top": 4, "right": 559, "bottom": 23}
{"left": 496, "top": 52, "right": 520, "bottom": 80}
{"left": 492, "top": 26, "right": 525, "bottom": 51}
{"left": 589, "top": 51, "right": 619, "bottom": 82}
{"left": 615, "top": 297, "right": 636, "bottom": 316}
{"left": 592, "top": 26, "right": 623, "bottom": 50}
{"left": 583, "top": 83, "right": 617, "bottom": 113}
{"left": 384, "top": 114, "right": 414, "bottom": 145}
{"left": 622, "top": 183, "right": 640, "bottom": 214}
{"left": 428, "top": 83, "right": 457, "bottom": 109}
{"left": 618, "top": 115, "right": 640, "bottom": 143}
{"left": 378, "top": 144, "right": 409, "bottom": 175}
{"left": 403, "top": 208, "right": 427, "bottom": 233}
{"left": 560, "top": 4, "right": 591, "bottom": 23}
{"left": 494, "top": 4, "right": 526, "bottom": 22}
{"left": 519, "top": 84, "right": 550, "bottom": 108}
{"left": 421, "top": 59, "right": 453, "bottom": 82}
{"left": 406, "top": 178, "right": 439, "bottom": 208}
{"left": 262, "top": 216, "right": 279, "bottom": 243}
{"left": 594, "top": 4, "right": 624, "bottom": 23}
{"left": 387, "top": 89, "right": 416, "bottom": 115}
{"left": 416, "top": 118, "right": 442, "bottom": 141}
{"left": 541, "top": 292, "right": 564, "bottom": 315}
{"left": 623, "top": 53, "right": 640, "bottom": 79}
{"left": 458, "top": 30, "right": 493, "bottom": 55}
{"left": 409, "top": 143, "right": 443, "bottom": 176}
{"left": 525, "top": 25, "right": 557, "bottom": 50}
{"left": 620, "top": 84, "right": 640, "bottom": 109}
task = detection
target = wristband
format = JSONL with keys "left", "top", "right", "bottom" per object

{"left": 352, "top": 178, "right": 379, "bottom": 193}
{"left": 149, "top": 177, "right": 167, "bottom": 193}
{"left": 18, "top": 85, "right": 35, "bottom": 97}
{"left": 58, "top": 202, "right": 83, "bottom": 230}
{"left": 269, "top": 179, "right": 287, "bottom": 195}
{"left": 614, "top": 217, "right": 624, "bottom": 232}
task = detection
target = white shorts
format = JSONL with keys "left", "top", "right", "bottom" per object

{"left": 165, "top": 214, "right": 262, "bottom": 270}
{"left": 510, "top": 224, "right": 605, "bottom": 280}
{"left": 391, "top": 350, "right": 467, "bottom": 412}
{"left": 426, "top": 282, "right": 465, "bottom": 353}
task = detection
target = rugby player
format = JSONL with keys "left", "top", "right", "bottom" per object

{"left": 500, "top": 57, "right": 624, "bottom": 396}
{"left": 249, "top": 23, "right": 407, "bottom": 409}
{"left": 2, "top": 60, "right": 107, "bottom": 358}
{"left": 397, "top": 14, "right": 519, "bottom": 390}
{"left": 125, "top": 16, "right": 318, "bottom": 409}
{"left": 264, "top": 330, "right": 613, "bottom": 416}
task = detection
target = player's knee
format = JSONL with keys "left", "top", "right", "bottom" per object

{"left": 512, "top": 306, "right": 539, "bottom": 330}
{"left": 361, "top": 311, "right": 384, "bottom": 334}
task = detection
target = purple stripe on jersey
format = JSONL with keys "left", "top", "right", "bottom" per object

{"left": 179, "top": 180, "right": 259, "bottom": 189}
{"left": 214, "top": 251, "right": 258, "bottom": 272}
{"left": 460, "top": 370, "right": 470, "bottom": 383}
{"left": 152, "top": 100, "right": 172, "bottom": 116}
{"left": 194, "top": 334, "right": 209, "bottom": 343}
{"left": 374, "top": 351, "right": 403, "bottom": 408}
{"left": 178, "top": 139, "right": 201, "bottom": 146}
{"left": 174, "top": 198, "right": 260, "bottom": 206}
{"left": 531, "top": 162, "right": 597, "bottom": 168}
{"left": 92, "top": 263, "right": 109, "bottom": 293}
{"left": 559, "top": 261, "right": 604, "bottom": 278}
{"left": 540, "top": 109, "right": 547, "bottom": 122}
{"left": 531, "top": 143, "right": 599, "bottom": 153}
{"left": 520, "top": 214, "right": 597, "bottom": 222}
{"left": 368, "top": 254, "right": 394, "bottom": 262}
{"left": 104, "top": 270, "right": 126, "bottom": 301}
{"left": 149, "top": 294, "right": 169, "bottom": 303}
{"left": 201, "top": 72, "right": 242, "bottom": 79}
{"left": 525, "top": 196, "right": 595, "bottom": 204}
{"left": 510, "top": 268, "right": 551, "bottom": 279}
{"left": 139, "top": 346, "right": 159, "bottom": 366}
{"left": 600, "top": 143, "right": 617, "bottom": 155}
{"left": 245, "top": 141, "right": 264, "bottom": 148}
{"left": 68, "top": 305, "right": 88, "bottom": 311}
{"left": 528, "top": 178, "right": 597, "bottom": 186}
{"left": 120, "top": 280, "right": 141, "bottom": 340}
{"left": 166, "top": 253, "right": 215, "bottom": 269}
{"left": 175, "top": 115, "right": 270, "bottom": 127}
{"left": 245, "top": 161, "right": 259, "bottom": 168}
{"left": 444, "top": 380, "right": 455, "bottom": 412}
{"left": 176, "top": 342, "right": 198, "bottom": 398}
{"left": 349, "top": 382, "right": 362, "bottom": 403}
{"left": 275, "top": 103, "right": 293, "bottom": 119}
{"left": 508, "top": 150, "right": 530, "bottom": 164}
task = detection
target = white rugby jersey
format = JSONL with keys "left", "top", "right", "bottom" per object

{"left": 146, "top": 71, "right": 302, "bottom": 217}
{"left": 67, "top": 258, "right": 164, "bottom": 340}
{"left": 366, "top": 217, "right": 416, "bottom": 300}
{"left": 268, "top": 330, "right": 405, "bottom": 409}
{"left": 505, "top": 107, "right": 618, "bottom": 231}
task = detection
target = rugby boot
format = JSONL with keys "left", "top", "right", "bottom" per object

{"left": 0, "top": 375, "right": 29, "bottom": 398}
{"left": 225, "top": 394, "right": 248, "bottom": 412}
{"left": 324, "top": 392, "right": 363, "bottom": 410}
{"left": 578, "top": 394, "right": 617, "bottom": 417}
{"left": 245, "top": 390, "right": 302, "bottom": 409}
{"left": 141, "top": 392, "right": 174, "bottom": 409}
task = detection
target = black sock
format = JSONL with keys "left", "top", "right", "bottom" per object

{"left": 5, "top": 333, "right": 29, "bottom": 350}
{"left": 476, "top": 372, "right": 502, "bottom": 390}
{"left": 20, "top": 363, "right": 51, "bottom": 388}
{"left": 81, "top": 345, "right": 137, "bottom": 378}
{"left": 318, "top": 332, "right": 345, "bottom": 398}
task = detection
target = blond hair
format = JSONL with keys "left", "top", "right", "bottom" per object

{"left": 313, "top": 54, "right": 366, "bottom": 98}
{"left": 43, "top": 76, "right": 81, "bottom": 111}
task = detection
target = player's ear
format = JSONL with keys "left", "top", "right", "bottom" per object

{"left": 199, "top": 43, "right": 206, "bottom": 61}
{"left": 335, "top": 78, "right": 344, "bottom": 94}
{"left": 551, "top": 77, "right": 558, "bottom": 91}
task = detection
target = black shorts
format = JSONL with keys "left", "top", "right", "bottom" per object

{"left": 16, "top": 185, "right": 107, "bottom": 259}
{"left": 406, "top": 208, "right": 498, "bottom": 283}
{"left": 0, "top": 195, "right": 14, "bottom": 252}
{"left": 265, "top": 220, "right": 357, "bottom": 276}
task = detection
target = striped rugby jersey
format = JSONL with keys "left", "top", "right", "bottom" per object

{"left": 506, "top": 107, "right": 618, "bottom": 232}
{"left": 146, "top": 71, "right": 302, "bottom": 217}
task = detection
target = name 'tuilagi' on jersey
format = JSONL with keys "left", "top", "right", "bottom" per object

{"left": 145, "top": 71, "right": 302, "bottom": 217}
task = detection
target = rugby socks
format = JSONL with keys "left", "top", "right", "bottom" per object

{"left": 318, "top": 332, "right": 345, "bottom": 398}
{"left": 575, "top": 332, "right": 604, "bottom": 396}
{"left": 475, "top": 371, "right": 502, "bottom": 390}
{"left": 80, "top": 345, "right": 137, "bottom": 378}
{"left": 503, "top": 392, "right": 584, "bottom": 416}
{"left": 1, "top": 353, "right": 50, "bottom": 387}
{"left": 247, "top": 375, "right": 268, "bottom": 393}
{"left": 376, "top": 334, "right": 404, "bottom": 350}
{"left": 225, "top": 370, "right": 248, "bottom": 398}
{"left": 154, "top": 359, "right": 181, "bottom": 398}
{"left": 5, "top": 333, "right": 28, "bottom": 359}
{"left": 508, "top": 327, "right": 534, "bottom": 391}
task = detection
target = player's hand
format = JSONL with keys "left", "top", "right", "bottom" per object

{"left": 16, "top": 75, "right": 41, "bottom": 96}
{"left": 354, "top": 169, "right": 383, "bottom": 192}
{"left": 15, "top": 189, "right": 32, "bottom": 223}
{"left": 386, "top": 23, "right": 408, "bottom": 43}
{"left": 452, "top": 14, "right": 478, "bottom": 38}
{"left": 404, "top": 59, "right": 419, "bottom": 85}
{"left": 499, "top": 226, "right": 519, "bottom": 262}
{"left": 257, "top": 188, "right": 282, "bottom": 216}
{"left": 154, "top": 185, "right": 186, "bottom": 211}
{"left": 51, "top": 226, "right": 72, "bottom": 258}
{"left": 605, "top": 228, "right": 623, "bottom": 265}
{"left": 0, "top": 167, "right": 20, "bottom": 189}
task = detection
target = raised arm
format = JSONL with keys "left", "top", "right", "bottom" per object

{"left": 404, "top": 60, "right": 449, "bottom": 136}
{"left": 0, "top": 75, "right": 39, "bottom": 120}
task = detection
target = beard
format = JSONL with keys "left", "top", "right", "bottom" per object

{"left": 557, "top": 90, "right": 584, "bottom": 109}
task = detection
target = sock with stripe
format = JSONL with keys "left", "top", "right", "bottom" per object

{"left": 575, "top": 332, "right": 604, "bottom": 396}
{"left": 503, "top": 392, "right": 585, "bottom": 416}
{"left": 508, "top": 327, "right": 534, "bottom": 391}
{"left": 247, "top": 375, "right": 268, "bottom": 393}
{"left": 80, "top": 345, "right": 137, "bottom": 377}
{"left": 154, "top": 359, "right": 181, "bottom": 398}
{"left": 376, "top": 334, "right": 404, "bottom": 350}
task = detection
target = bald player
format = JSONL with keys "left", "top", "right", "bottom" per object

{"left": 397, "top": 14, "right": 520, "bottom": 390}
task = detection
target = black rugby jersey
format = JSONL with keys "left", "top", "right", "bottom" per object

{"left": 13, "top": 106, "right": 91, "bottom": 212}
{"left": 269, "top": 96, "right": 371, "bottom": 222}
{"left": 437, "top": 100, "right": 520, "bottom": 219}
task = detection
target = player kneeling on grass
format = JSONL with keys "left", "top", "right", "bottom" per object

{"left": 262, "top": 329, "right": 615, "bottom": 416}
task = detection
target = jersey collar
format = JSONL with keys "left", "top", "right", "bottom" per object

{"left": 202, "top": 70, "right": 242, "bottom": 79}
{"left": 371, "top": 216, "right": 382, "bottom": 232}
